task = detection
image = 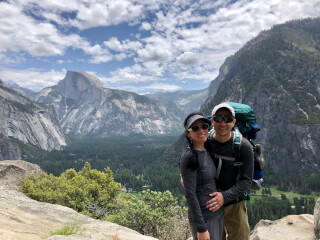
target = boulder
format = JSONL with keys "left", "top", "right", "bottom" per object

{"left": 314, "top": 198, "right": 320, "bottom": 239}
{"left": 0, "top": 160, "right": 43, "bottom": 189}
{"left": 250, "top": 214, "right": 314, "bottom": 240}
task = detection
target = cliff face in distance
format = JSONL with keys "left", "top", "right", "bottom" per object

{"left": 35, "top": 71, "right": 183, "bottom": 137}
{"left": 145, "top": 88, "right": 209, "bottom": 118}
{"left": 0, "top": 82, "right": 66, "bottom": 159}
{"left": 201, "top": 18, "right": 320, "bottom": 176}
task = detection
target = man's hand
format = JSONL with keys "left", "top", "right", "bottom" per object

{"left": 206, "top": 192, "right": 224, "bottom": 212}
{"left": 197, "top": 230, "right": 210, "bottom": 240}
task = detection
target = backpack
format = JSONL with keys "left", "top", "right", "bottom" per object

{"left": 208, "top": 102, "right": 264, "bottom": 193}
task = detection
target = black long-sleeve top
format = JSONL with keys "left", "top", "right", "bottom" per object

{"left": 208, "top": 133, "right": 254, "bottom": 205}
{"left": 180, "top": 148, "right": 223, "bottom": 232}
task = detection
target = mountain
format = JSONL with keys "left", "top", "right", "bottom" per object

{"left": 145, "top": 88, "right": 209, "bottom": 117}
{"left": 6, "top": 82, "right": 36, "bottom": 99}
{"left": 35, "top": 71, "right": 183, "bottom": 137}
{"left": 0, "top": 81, "right": 66, "bottom": 160}
{"left": 201, "top": 18, "right": 320, "bottom": 175}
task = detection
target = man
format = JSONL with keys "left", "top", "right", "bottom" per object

{"left": 206, "top": 103, "right": 254, "bottom": 240}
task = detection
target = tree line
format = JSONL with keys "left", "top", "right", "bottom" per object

{"left": 247, "top": 195, "right": 315, "bottom": 229}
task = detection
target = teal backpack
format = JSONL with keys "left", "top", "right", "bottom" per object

{"left": 208, "top": 102, "right": 264, "bottom": 199}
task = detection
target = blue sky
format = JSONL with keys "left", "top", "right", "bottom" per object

{"left": 1, "top": 0, "right": 320, "bottom": 94}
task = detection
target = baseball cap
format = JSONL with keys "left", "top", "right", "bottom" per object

{"left": 212, "top": 103, "right": 235, "bottom": 117}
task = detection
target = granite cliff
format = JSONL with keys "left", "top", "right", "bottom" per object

{"left": 35, "top": 71, "right": 182, "bottom": 137}
{"left": 0, "top": 81, "right": 66, "bottom": 159}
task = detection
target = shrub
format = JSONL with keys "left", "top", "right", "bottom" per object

{"left": 20, "top": 162, "right": 121, "bottom": 218}
{"left": 106, "top": 190, "right": 190, "bottom": 240}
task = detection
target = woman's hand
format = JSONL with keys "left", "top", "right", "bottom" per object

{"left": 197, "top": 230, "right": 210, "bottom": 240}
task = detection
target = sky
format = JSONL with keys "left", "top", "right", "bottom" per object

{"left": 1, "top": 0, "right": 320, "bottom": 94}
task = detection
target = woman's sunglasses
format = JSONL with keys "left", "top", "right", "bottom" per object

{"left": 213, "top": 115, "right": 234, "bottom": 123}
{"left": 188, "top": 123, "right": 210, "bottom": 132}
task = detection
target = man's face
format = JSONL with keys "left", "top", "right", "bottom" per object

{"left": 212, "top": 109, "right": 236, "bottom": 139}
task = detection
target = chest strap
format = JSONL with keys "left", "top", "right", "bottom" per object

{"left": 214, "top": 153, "right": 243, "bottom": 179}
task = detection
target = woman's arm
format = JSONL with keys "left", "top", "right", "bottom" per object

{"left": 180, "top": 150, "right": 208, "bottom": 233}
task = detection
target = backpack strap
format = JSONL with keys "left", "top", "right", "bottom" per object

{"left": 233, "top": 127, "right": 243, "bottom": 166}
{"left": 213, "top": 129, "right": 243, "bottom": 179}
{"left": 214, "top": 154, "right": 235, "bottom": 179}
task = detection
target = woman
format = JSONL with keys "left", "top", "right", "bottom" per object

{"left": 180, "top": 112, "right": 224, "bottom": 240}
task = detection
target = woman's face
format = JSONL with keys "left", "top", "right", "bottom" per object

{"left": 186, "top": 119, "right": 208, "bottom": 144}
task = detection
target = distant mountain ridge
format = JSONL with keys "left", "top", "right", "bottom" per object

{"left": 35, "top": 71, "right": 183, "bottom": 137}
{"left": 145, "top": 88, "right": 209, "bottom": 117}
{"left": 6, "top": 82, "right": 36, "bottom": 100}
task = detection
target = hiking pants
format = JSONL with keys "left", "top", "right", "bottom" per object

{"left": 189, "top": 212, "right": 224, "bottom": 240}
{"left": 222, "top": 200, "right": 250, "bottom": 240}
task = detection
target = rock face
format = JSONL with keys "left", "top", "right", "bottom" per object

{"left": 35, "top": 71, "right": 182, "bottom": 137}
{"left": 0, "top": 84, "right": 66, "bottom": 155}
{"left": 0, "top": 160, "right": 157, "bottom": 240}
{"left": 0, "top": 160, "right": 43, "bottom": 189}
{"left": 250, "top": 214, "right": 315, "bottom": 240}
{"left": 201, "top": 18, "right": 320, "bottom": 175}
{"left": 315, "top": 198, "right": 320, "bottom": 239}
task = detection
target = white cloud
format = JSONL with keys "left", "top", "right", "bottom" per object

{"left": 0, "top": 68, "right": 67, "bottom": 91}
{"left": 1, "top": 0, "right": 320, "bottom": 93}
{"left": 104, "top": 37, "right": 142, "bottom": 53}
{"left": 140, "top": 21, "right": 152, "bottom": 31}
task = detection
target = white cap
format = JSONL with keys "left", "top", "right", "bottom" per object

{"left": 212, "top": 103, "right": 235, "bottom": 117}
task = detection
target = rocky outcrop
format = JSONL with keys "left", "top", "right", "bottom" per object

{"left": 315, "top": 198, "right": 320, "bottom": 239}
{"left": 0, "top": 160, "right": 157, "bottom": 240}
{"left": 0, "top": 184, "right": 157, "bottom": 240}
{"left": 0, "top": 84, "right": 66, "bottom": 153}
{"left": 35, "top": 71, "right": 182, "bottom": 137}
{"left": 0, "top": 160, "right": 43, "bottom": 189}
{"left": 250, "top": 214, "right": 315, "bottom": 240}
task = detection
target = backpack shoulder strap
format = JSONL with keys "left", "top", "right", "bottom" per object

{"left": 233, "top": 127, "right": 242, "bottom": 165}
{"left": 214, "top": 129, "right": 242, "bottom": 179}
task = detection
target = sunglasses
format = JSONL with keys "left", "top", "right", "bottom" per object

{"left": 188, "top": 123, "right": 210, "bottom": 132}
{"left": 213, "top": 115, "right": 234, "bottom": 123}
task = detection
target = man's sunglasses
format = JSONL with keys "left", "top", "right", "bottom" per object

{"left": 213, "top": 115, "right": 234, "bottom": 123}
{"left": 188, "top": 123, "right": 210, "bottom": 132}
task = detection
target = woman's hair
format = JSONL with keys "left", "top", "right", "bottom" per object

{"left": 183, "top": 112, "right": 212, "bottom": 169}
